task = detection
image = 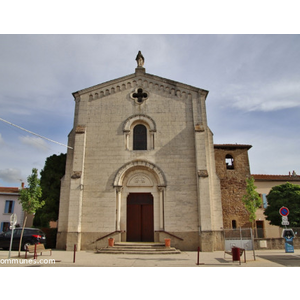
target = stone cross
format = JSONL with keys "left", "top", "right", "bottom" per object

{"left": 132, "top": 88, "right": 148, "bottom": 103}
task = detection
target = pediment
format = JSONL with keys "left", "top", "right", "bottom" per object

{"left": 72, "top": 68, "right": 208, "bottom": 102}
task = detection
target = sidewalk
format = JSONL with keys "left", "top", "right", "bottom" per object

{"left": 1, "top": 249, "right": 300, "bottom": 267}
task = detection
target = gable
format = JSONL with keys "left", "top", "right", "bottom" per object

{"left": 72, "top": 68, "right": 209, "bottom": 103}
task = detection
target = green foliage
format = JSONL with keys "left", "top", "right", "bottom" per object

{"left": 33, "top": 153, "right": 66, "bottom": 227}
{"left": 19, "top": 168, "right": 44, "bottom": 214}
{"left": 242, "top": 176, "right": 262, "bottom": 223}
{"left": 264, "top": 182, "right": 300, "bottom": 227}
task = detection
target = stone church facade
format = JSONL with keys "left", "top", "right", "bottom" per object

{"left": 56, "top": 52, "right": 251, "bottom": 252}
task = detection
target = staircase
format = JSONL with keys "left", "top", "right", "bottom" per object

{"left": 97, "top": 242, "right": 181, "bottom": 255}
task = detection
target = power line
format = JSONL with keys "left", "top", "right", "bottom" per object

{"left": 0, "top": 117, "right": 73, "bottom": 150}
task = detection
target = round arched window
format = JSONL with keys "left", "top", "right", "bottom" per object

{"left": 133, "top": 124, "right": 147, "bottom": 150}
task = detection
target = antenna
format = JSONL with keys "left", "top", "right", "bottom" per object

{"left": 0, "top": 117, "right": 73, "bottom": 149}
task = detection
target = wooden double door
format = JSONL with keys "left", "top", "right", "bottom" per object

{"left": 127, "top": 193, "right": 154, "bottom": 242}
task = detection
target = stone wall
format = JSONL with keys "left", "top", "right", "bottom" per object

{"left": 254, "top": 238, "right": 300, "bottom": 250}
{"left": 214, "top": 145, "right": 252, "bottom": 229}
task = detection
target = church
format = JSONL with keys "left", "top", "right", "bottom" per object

{"left": 56, "top": 52, "right": 252, "bottom": 252}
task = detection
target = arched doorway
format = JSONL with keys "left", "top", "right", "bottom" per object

{"left": 127, "top": 193, "right": 154, "bottom": 242}
{"left": 113, "top": 160, "right": 167, "bottom": 242}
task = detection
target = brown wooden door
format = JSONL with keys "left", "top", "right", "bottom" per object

{"left": 127, "top": 193, "right": 154, "bottom": 242}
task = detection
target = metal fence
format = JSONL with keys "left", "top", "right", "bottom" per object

{"left": 223, "top": 228, "right": 254, "bottom": 252}
{"left": 224, "top": 227, "right": 300, "bottom": 252}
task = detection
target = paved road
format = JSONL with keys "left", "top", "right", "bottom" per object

{"left": 257, "top": 253, "right": 300, "bottom": 267}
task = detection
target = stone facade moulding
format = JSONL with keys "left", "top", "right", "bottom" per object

{"left": 71, "top": 171, "right": 82, "bottom": 179}
{"left": 194, "top": 123, "right": 205, "bottom": 132}
{"left": 123, "top": 114, "right": 157, "bottom": 132}
{"left": 113, "top": 160, "right": 167, "bottom": 188}
{"left": 75, "top": 125, "right": 86, "bottom": 134}
{"left": 198, "top": 170, "right": 209, "bottom": 177}
{"left": 73, "top": 72, "right": 207, "bottom": 103}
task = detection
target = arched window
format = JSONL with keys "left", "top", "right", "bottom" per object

{"left": 232, "top": 220, "right": 237, "bottom": 229}
{"left": 225, "top": 154, "right": 234, "bottom": 169}
{"left": 123, "top": 115, "right": 156, "bottom": 150}
{"left": 133, "top": 124, "right": 147, "bottom": 150}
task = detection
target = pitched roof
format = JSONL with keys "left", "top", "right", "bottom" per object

{"left": 214, "top": 144, "right": 252, "bottom": 150}
{"left": 72, "top": 67, "right": 209, "bottom": 100}
{"left": 0, "top": 187, "right": 20, "bottom": 194}
{"left": 252, "top": 174, "right": 300, "bottom": 181}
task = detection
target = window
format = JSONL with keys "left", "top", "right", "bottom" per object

{"left": 256, "top": 221, "right": 264, "bottom": 238}
{"left": 133, "top": 124, "right": 147, "bottom": 150}
{"left": 0, "top": 222, "right": 10, "bottom": 232}
{"left": 123, "top": 114, "right": 156, "bottom": 151}
{"left": 4, "top": 200, "right": 15, "bottom": 214}
{"left": 262, "top": 194, "right": 268, "bottom": 209}
{"left": 225, "top": 154, "right": 234, "bottom": 169}
{"left": 13, "top": 229, "right": 21, "bottom": 237}
{"left": 232, "top": 220, "right": 237, "bottom": 229}
{"left": 130, "top": 88, "right": 149, "bottom": 104}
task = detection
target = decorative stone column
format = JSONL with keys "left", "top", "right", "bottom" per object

{"left": 150, "top": 130, "right": 155, "bottom": 150}
{"left": 158, "top": 186, "right": 166, "bottom": 230}
{"left": 115, "top": 186, "right": 123, "bottom": 231}
{"left": 124, "top": 130, "right": 130, "bottom": 150}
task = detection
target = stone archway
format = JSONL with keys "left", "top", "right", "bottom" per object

{"left": 113, "top": 160, "right": 166, "bottom": 241}
{"left": 113, "top": 160, "right": 166, "bottom": 187}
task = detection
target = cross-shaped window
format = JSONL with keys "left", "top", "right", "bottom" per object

{"left": 132, "top": 88, "right": 148, "bottom": 104}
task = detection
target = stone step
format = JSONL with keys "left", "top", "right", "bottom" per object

{"left": 97, "top": 242, "right": 181, "bottom": 255}
{"left": 97, "top": 248, "right": 181, "bottom": 255}
{"left": 97, "top": 250, "right": 181, "bottom": 255}
{"left": 102, "top": 246, "right": 178, "bottom": 252}
{"left": 114, "top": 242, "right": 166, "bottom": 249}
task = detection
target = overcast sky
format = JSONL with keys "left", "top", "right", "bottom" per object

{"left": 0, "top": 34, "right": 299, "bottom": 187}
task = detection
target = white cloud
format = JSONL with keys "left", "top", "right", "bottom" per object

{"left": 19, "top": 135, "right": 49, "bottom": 152}
{"left": 0, "top": 168, "right": 22, "bottom": 184}
{"left": 0, "top": 34, "right": 299, "bottom": 186}
{"left": 0, "top": 133, "right": 4, "bottom": 145}
{"left": 222, "top": 79, "right": 300, "bottom": 112}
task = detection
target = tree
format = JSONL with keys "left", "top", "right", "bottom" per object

{"left": 264, "top": 182, "right": 300, "bottom": 227}
{"left": 33, "top": 153, "right": 66, "bottom": 227}
{"left": 18, "top": 168, "right": 45, "bottom": 256}
{"left": 242, "top": 176, "right": 262, "bottom": 227}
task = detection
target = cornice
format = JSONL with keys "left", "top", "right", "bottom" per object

{"left": 72, "top": 72, "right": 209, "bottom": 102}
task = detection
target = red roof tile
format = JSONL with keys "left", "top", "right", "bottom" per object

{"left": 252, "top": 174, "right": 300, "bottom": 181}
{"left": 0, "top": 187, "right": 20, "bottom": 194}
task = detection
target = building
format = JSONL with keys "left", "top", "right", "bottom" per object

{"left": 214, "top": 144, "right": 253, "bottom": 230}
{"left": 252, "top": 173, "right": 300, "bottom": 238}
{"left": 0, "top": 185, "right": 33, "bottom": 232}
{"left": 57, "top": 52, "right": 226, "bottom": 251}
{"left": 58, "top": 52, "right": 298, "bottom": 252}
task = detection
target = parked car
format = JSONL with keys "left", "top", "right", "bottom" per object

{"left": 0, "top": 228, "right": 46, "bottom": 250}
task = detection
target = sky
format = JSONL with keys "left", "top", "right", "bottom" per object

{"left": 0, "top": 34, "right": 299, "bottom": 187}
{"left": 0, "top": 1, "right": 300, "bottom": 188}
